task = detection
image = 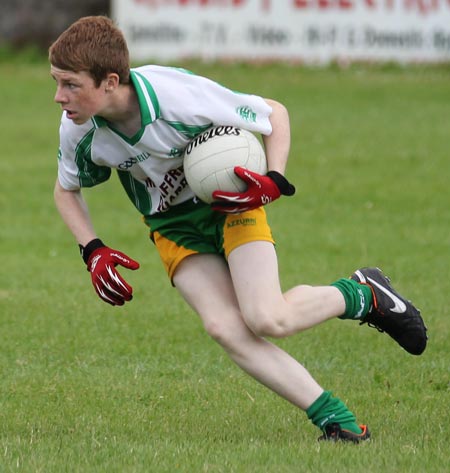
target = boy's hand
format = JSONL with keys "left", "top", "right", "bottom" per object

{"left": 211, "top": 167, "right": 295, "bottom": 214}
{"left": 81, "top": 239, "right": 140, "bottom": 306}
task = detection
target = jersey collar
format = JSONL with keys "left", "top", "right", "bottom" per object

{"left": 91, "top": 70, "right": 161, "bottom": 143}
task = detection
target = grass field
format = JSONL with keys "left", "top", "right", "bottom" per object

{"left": 0, "top": 57, "right": 449, "bottom": 472}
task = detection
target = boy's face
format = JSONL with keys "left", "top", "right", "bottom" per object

{"left": 51, "top": 66, "right": 108, "bottom": 125}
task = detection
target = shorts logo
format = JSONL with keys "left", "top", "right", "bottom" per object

{"left": 227, "top": 217, "right": 257, "bottom": 228}
{"left": 236, "top": 106, "right": 257, "bottom": 123}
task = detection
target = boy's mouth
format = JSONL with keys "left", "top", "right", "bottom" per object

{"left": 65, "top": 109, "right": 76, "bottom": 120}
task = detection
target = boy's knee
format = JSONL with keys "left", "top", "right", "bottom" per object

{"left": 243, "top": 305, "right": 290, "bottom": 338}
{"left": 203, "top": 318, "right": 231, "bottom": 345}
{"left": 203, "top": 316, "right": 249, "bottom": 350}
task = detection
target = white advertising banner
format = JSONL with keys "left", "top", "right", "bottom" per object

{"left": 112, "top": 0, "right": 450, "bottom": 63}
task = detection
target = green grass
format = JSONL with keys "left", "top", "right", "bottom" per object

{"left": 0, "top": 60, "right": 449, "bottom": 472}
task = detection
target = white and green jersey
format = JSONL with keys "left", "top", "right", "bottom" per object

{"left": 57, "top": 65, "right": 273, "bottom": 215}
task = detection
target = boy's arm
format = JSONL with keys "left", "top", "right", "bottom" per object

{"left": 262, "top": 98, "right": 291, "bottom": 175}
{"left": 54, "top": 179, "right": 140, "bottom": 306}
{"left": 54, "top": 178, "right": 97, "bottom": 246}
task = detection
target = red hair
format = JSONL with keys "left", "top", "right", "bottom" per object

{"left": 49, "top": 16, "right": 130, "bottom": 87}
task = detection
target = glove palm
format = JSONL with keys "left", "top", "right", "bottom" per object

{"left": 212, "top": 166, "right": 295, "bottom": 214}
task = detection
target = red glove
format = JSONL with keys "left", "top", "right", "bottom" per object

{"left": 80, "top": 239, "right": 140, "bottom": 306}
{"left": 212, "top": 167, "right": 295, "bottom": 214}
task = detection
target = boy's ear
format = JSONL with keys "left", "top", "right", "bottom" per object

{"left": 105, "top": 73, "right": 120, "bottom": 91}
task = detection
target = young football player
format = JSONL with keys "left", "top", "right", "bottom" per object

{"left": 49, "top": 16, "right": 427, "bottom": 442}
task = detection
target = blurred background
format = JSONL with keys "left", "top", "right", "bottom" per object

{"left": 2, "top": 0, "right": 450, "bottom": 65}
{"left": 0, "top": 0, "right": 109, "bottom": 50}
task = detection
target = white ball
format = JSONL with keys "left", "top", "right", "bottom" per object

{"left": 183, "top": 126, "right": 267, "bottom": 204}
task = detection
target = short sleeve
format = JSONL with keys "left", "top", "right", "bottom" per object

{"left": 57, "top": 116, "right": 111, "bottom": 190}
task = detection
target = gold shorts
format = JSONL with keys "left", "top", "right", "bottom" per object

{"left": 145, "top": 199, "right": 274, "bottom": 280}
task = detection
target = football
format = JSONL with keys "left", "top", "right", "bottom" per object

{"left": 183, "top": 126, "right": 267, "bottom": 204}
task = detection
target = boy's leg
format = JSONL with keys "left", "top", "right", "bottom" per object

{"left": 173, "top": 253, "right": 367, "bottom": 440}
{"left": 228, "top": 241, "right": 426, "bottom": 356}
{"left": 227, "top": 241, "right": 367, "bottom": 337}
{"left": 173, "top": 253, "right": 323, "bottom": 409}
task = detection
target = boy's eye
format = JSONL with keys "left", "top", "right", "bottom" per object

{"left": 61, "top": 81, "right": 79, "bottom": 90}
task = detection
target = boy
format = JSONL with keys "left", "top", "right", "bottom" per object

{"left": 49, "top": 16, "right": 427, "bottom": 442}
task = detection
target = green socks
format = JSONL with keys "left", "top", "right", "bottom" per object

{"left": 331, "top": 278, "right": 372, "bottom": 320}
{"left": 306, "top": 391, "right": 362, "bottom": 435}
{"left": 305, "top": 280, "right": 369, "bottom": 435}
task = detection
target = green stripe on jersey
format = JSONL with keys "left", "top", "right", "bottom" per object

{"left": 131, "top": 70, "right": 161, "bottom": 124}
{"left": 117, "top": 170, "right": 152, "bottom": 216}
{"left": 164, "top": 121, "right": 213, "bottom": 140}
{"left": 75, "top": 129, "right": 111, "bottom": 187}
